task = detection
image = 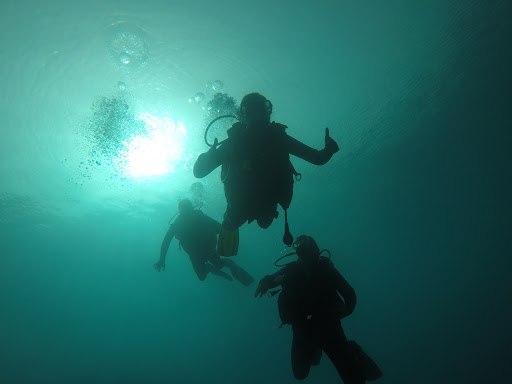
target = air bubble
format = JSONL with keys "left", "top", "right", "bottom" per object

{"left": 119, "top": 52, "right": 131, "bottom": 64}
{"left": 212, "top": 80, "right": 223, "bottom": 91}
{"left": 107, "top": 22, "right": 149, "bottom": 69}
{"left": 194, "top": 92, "right": 205, "bottom": 102}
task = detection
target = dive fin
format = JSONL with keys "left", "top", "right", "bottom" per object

{"left": 349, "top": 341, "right": 383, "bottom": 381}
{"left": 218, "top": 226, "right": 239, "bottom": 257}
{"left": 311, "top": 346, "right": 322, "bottom": 366}
{"left": 226, "top": 261, "right": 254, "bottom": 286}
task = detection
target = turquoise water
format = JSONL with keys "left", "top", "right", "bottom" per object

{"left": 1, "top": 0, "right": 511, "bottom": 383}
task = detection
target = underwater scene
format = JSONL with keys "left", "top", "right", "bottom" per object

{"left": 0, "top": 1, "right": 511, "bottom": 383}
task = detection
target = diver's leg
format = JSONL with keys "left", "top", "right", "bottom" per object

{"left": 311, "top": 345, "right": 322, "bottom": 366}
{"left": 189, "top": 255, "right": 209, "bottom": 281}
{"left": 205, "top": 253, "right": 233, "bottom": 281}
{"left": 205, "top": 263, "right": 233, "bottom": 281}
{"left": 223, "top": 202, "right": 247, "bottom": 229}
{"left": 316, "top": 321, "right": 365, "bottom": 384}
{"left": 207, "top": 251, "right": 225, "bottom": 268}
{"left": 291, "top": 321, "right": 315, "bottom": 380}
{"left": 189, "top": 254, "right": 232, "bottom": 282}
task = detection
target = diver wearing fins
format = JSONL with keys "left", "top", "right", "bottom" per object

{"left": 193, "top": 93, "right": 340, "bottom": 256}
{"left": 154, "top": 199, "right": 254, "bottom": 285}
{"left": 255, "top": 235, "right": 382, "bottom": 383}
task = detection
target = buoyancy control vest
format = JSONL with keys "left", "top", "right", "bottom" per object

{"left": 277, "top": 258, "right": 345, "bottom": 324}
{"left": 221, "top": 122, "right": 298, "bottom": 210}
{"left": 173, "top": 210, "right": 218, "bottom": 255}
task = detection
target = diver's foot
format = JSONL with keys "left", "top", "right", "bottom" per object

{"left": 257, "top": 216, "right": 274, "bottom": 229}
{"left": 218, "top": 226, "right": 239, "bottom": 256}
{"left": 256, "top": 209, "right": 279, "bottom": 229}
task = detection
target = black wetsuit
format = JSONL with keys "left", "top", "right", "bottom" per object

{"left": 262, "top": 258, "right": 364, "bottom": 383}
{"left": 193, "top": 122, "right": 337, "bottom": 229}
{"left": 162, "top": 210, "right": 223, "bottom": 280}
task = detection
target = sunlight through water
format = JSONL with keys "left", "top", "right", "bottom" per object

{"left": 122, "top": 112, "right": 186, "bottom": 178}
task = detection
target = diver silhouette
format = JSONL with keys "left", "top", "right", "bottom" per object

{"left": 193, "top": 93, "right": 339, "bottom": 256}
{"left": 154, "top": 199, "right": 254, "bottom": 285}
{"left": 255, "top": 235, "right": 382, "bottom": 383}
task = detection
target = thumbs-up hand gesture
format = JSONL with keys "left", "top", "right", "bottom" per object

{"left": 325, "top": 128, "right": 339, "bottom": 154}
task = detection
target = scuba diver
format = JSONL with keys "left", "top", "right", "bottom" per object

{"left": 193, "top": 92, "right": 340, "bottom": 256}
{"left": 153, "top": 199, "right": 254, "bottom": 285}
{"left": 255, "top": 235, "right": 382, "bottom": 383}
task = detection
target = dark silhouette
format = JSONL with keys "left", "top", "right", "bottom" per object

{"left": 154, "top": 199, "right": 254, "bottom": 285}
{"left": 255, "top": 235, "right": 382, "bottom": 383}
{"left": 193, "top": 93, "right": 340, "bottom": 255}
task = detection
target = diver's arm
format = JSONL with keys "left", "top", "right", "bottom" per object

{"left": 155, "top": 227, "right": 176, "bottom": 271}
{"left": 332, "top": 268, "right": 357, "bottom": 316}
{"left": 287, "top": 128, "right": 339, "bottom": 165}
{"left": 193, "top": 140, "right": 230, "bottom": 178}
{"left": 254, "top": 268, "right": 287, "bottom": 297}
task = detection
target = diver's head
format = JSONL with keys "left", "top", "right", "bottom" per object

{"left": 239, "top": 93, "right": 272, "bottom": 127}
{"left": 293, "top": 235, "right": 320, "bottom": 266}
{"left": 177, "top": 199, "right": 194, "bottom": 215}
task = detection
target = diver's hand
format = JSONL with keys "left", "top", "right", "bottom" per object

{"left": 254, "top": 278, "right": 271, "bottom": 298}
{"left": 153, "top": 260, "right": 166, "bottom": 272}
{"left": 325, "top": 128, "right": 339, "bottom": 154}
{"left": 204, "top": 138, "right": 219, "bottom": 158}
{"left": 209, "top": 138, "right": 219, "bottom": 151}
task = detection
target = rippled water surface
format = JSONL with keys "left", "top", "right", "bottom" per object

{"left": 1, "top": 1, "right": 511, "bottom": 383}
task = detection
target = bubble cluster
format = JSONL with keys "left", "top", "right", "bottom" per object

{"left": 188, "top": 80, "right": 224, "bottom": 105}
{"left": 107, "top": 22, "right": 149, "bottom": 69}
{"left": 74, "top": 90, "right": 187, "bottom": 184}
{"left": 190, "top": 181, "right": 206, "bottom": 207}
{"left": 75, "top": 93, "right": 146, "bottom": 180}
{"left": 201, "top": 93, "right": 240, "bottom": 146}
{"left": 204, "top": 93, "right": 239, "bottom": 118}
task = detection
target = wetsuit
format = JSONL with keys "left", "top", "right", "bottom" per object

{"left": 161, "top": 210, "right": 224, "bottom": 280}
{"left": 193, "top": 122, "right": 338, "bottom": 229}
{"left": 261, "top": 258, "right": 365, "bottom": 383}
